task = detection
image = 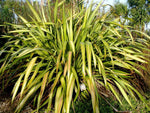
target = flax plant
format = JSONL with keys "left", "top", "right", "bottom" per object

{"left": 0, "top": 0, "right": 150, "bottom": 112}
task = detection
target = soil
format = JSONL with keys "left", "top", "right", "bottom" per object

{"left": 0, "top": 92, "right": 33, "bottom": 113}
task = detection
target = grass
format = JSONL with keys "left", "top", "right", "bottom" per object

{"left": 70, "top": 99, "right": 114, "bottom": 113}
{"left": 70, "top": 92, "right": 150, "bottom": 113}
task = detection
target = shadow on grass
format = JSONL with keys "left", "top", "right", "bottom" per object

{"left": 70, "top": 93, "right": 150, "bottom": 113}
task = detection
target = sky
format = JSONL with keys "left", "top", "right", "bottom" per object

{"left": 103, "top": 0, "right": 127, "bottom": 5}
{"left": 85, "top": 0, "right": 128, "bottom": 11}
{"left": 92, "top": 0, "right": 127, "bottom": 6}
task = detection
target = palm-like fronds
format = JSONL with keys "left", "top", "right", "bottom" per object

{"left": 0, "top": 0, "right": 150, "bottom": 112}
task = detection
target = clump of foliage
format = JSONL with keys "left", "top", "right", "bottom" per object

{"left": 0, "top": 0, "right": 150, "bottom": 112}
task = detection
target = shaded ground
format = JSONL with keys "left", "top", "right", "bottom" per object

{"left": 0, "top": 90, "right": 150, "bottom": 113}
{"left": 0, "top": 92, "right": 13, "bottom": 113}
{"left": 0, "top": 91, "right": 33, "bottom": 113}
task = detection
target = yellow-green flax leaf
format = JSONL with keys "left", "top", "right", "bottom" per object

{"left": 26, "top": 0, "right": 41, "bottom": 22}
{"left": 115, "top": 81, "right": 132, "bottom": 107}
{"left": 47, "top": 92, "right": 53, "bottom": 113}
{"left": 125, "top": 27, "right": 134, "bottom": 43}
{"left": 119, "top": 52, "right": 146, "bottom": 63}
{"left": 63, "top": 62, "right": 68, "bottom": 77}
{"left": 55, "top": 86, "right": 63, "bottom": 113}
{"left": 19, "top": 15, "right": 31, "bottom": 27}
{"left": 102, "top": 40, "right": 113, "bottom": 66}
{"left": 63, "top": 5, "right": 67, "bottom": 41}
{"left": 37, "top": 72, "right": 49, "bottom": 111}
{"left": 60, "top": 76, "right": 66, "bottom": 91}
{"left": 87, "top": 0, "right": 103, "bottom": 26}
{"left": 27, "top": 61, "right": 43, "bottom": 87}
{"left": 9, "top": 30, "right": 30, "bottom": 33}
{"left": 67, "top": 51, "right": 72, "bottom": 77}
{"left": 12, "top": 73, "right": 24, "bottom": 102}
{"left": 16, "top": 84, "right": 41, "bottom": 113}
{"left": 123, "top": 80, "right": 148, "bottom": 108}
{"left": 17, "top": 48, "right": 43, "bottom": 58}
{"left": 86, "top": 42, "right": 92, "bottom": 77}
{"left": 81, "top": 43, "right": 86, "bottom": 77}
{"left": 107, "top": 83, "right": 122, "bottom": 105}
{"left": 56, "top": 50, "right": 62, "bottom": 74}
{"left": 57, "top": 29, "right": 62, "bottom": 48}
{"left": 58, "top": 0, "right": 65, "bottom": 7}
{"left": 69, "top": 11, "right": 73, "bottom": 41}
{"left": 132, "top": 30, "right": 150, "bottom": 40}
{"left": 96, "top": 55, "right": 107, "bottom": 85}
{"left": 41, "top": 3, "right": 47, "bottom": 23}
{"left": 48, "top": 68, "right": 56, "bottom": 83}
{"left": 69, "top": 41, "right": 75, "bottom": 56}
{"left": 91, "top": 45, "right": 97, "bottom": 68}
{"left": 47, "top": 72, "right": 62, "bottom": 112}
{"left": 51, "top": 72, "right": 62, "bottom": 92}
{"left": 54, "top": 0, "right": 58, "bottom": 22}
{"left": 20, "top": 57, "right": 37, "bottom": 97}
{"left": 72, "top": 67, "right": 80, "bottom": 101}
{"left": 87, "top": 77, "right": 100, "bottom": 113}
{"left": 66, "top": 73, "right": 75, "bottom": 113}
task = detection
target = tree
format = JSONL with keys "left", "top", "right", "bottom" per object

{"left": 111, "top": 2, "right": 129, "bottom": 25}
{"left": 128, "top": 0, "right": 150, "bottom": 30}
